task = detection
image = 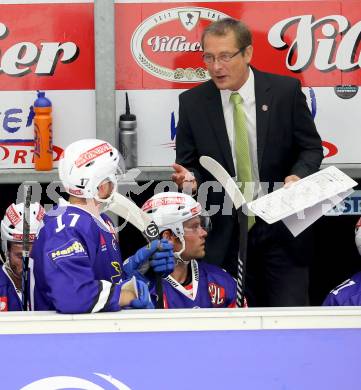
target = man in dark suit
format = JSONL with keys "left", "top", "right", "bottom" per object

{"left": 172, "top": 18, "right": 323, "bottom": 307}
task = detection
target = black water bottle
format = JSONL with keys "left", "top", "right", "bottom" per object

{"left": 119, "top": 92, "right": 137, "bottom": 169}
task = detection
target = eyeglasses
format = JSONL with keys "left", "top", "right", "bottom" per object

{"left": 183, "top": 216, "right": 212, "bottom": 235}
{"left": 202, "top": 46, "right": 248, "bottom": 64}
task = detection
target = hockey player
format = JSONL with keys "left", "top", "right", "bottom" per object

{"left": 0, "top": 202, "right": 44, "bottom": 311}
{"left": 123, "top": 192, "right": 237, "bottom": 308}
{"left": 323, "top": 217, "right": 361, "bottom": 306}
{"left": 30, "top": 139, "right": 174, "bottom": 313}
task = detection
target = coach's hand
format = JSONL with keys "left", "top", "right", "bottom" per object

{"left": 284, "top": 174, "right": 300, "bottom": 188}
{"left": 172, "top": 163, "right": 197, "bottom": 195}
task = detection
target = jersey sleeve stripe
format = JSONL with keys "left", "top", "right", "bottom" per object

{"left": 90, "top": 280, "right": 112, "bottom": 313}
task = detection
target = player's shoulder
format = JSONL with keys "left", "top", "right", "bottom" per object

{"left": 327, "top": 272, "right": 361, "bottom": 305}
{"left": 333, "top": 272, "right": 361, "bottom": 293}
{"left": 198, "top": 261, "right": 234, "bottom": 281}
{"left": 43, "top": 205, "right": 96, "bottom": 230}
{"left": 0, "top": 266, "right": 9, "bottom": 286}
{"left": 44, "top": 204, "right": 85, "bottom": 217}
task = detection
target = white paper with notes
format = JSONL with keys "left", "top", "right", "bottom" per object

{"left": 247, "top": 166, "right": 357, "bottom": 236}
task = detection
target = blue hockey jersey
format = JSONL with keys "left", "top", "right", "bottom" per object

{"left": 323, "top": 272, "right": 361, "bottom": 306}
{"left": 30, "top": 203, "right": 126, "bottom": 313}
{"left": 157, "top": 260, "right": 236, "bottom": 309}
{"left": 0, "top": 265, "right": 22, "bottom": 311}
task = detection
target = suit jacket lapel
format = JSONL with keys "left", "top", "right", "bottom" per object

{"left": 253, "top": 68, "right": 272, "bottom": 170}
{"left": 205, "top": 82, "right": 235, "bottom": 176}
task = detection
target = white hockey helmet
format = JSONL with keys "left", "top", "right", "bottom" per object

{"left": 142, "top": 192, "right": 210, "bottom": 259}
{"left": 1, "top": 202, "right": 45, "bottom": 255}
{"left": 355, "top": 217, "right": 361, "bottom": 255}
{"left": 58, "top": 139, "right": 124, "bottom": 201}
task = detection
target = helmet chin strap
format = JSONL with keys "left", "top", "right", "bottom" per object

{"left": 95, "top": 194, "right": 113, "bottom": 212}
{"left": 174, "top": 236, "right": 190, "bottom": 265}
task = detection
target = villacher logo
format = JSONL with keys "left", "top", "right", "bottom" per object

{"left": 131, "top": 7, "right": 230, "bottom": 83}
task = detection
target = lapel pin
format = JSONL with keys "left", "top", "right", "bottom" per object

{"left": 262, "top": 105, "right": 268, "bottom": 112}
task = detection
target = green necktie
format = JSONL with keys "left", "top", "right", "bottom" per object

{"left": 230, "top": 92, "right": 255, "bottom": 230}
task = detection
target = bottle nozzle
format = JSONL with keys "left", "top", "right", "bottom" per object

{"left": 126, "top": 92, "right": 130, "bottom": 116}
{"left": 119, "top": 92, "right": 136, "bottom": 122}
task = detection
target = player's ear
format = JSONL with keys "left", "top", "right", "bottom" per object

{"left": 161, "top": 230, "right": 171, "bottom": 240}
{"left": 161, "top": 230, "right": 177, "bottom": 245}
{"left": 97, "top": 181, "right": 106, "bottom": 198}
{"left": 97, "top": 179, "right": 112, "bottom": 199}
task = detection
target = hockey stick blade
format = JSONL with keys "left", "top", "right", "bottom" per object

{"left": 108, "top": 192, "right": 159, "bottom": 241}
{"left": 199, "top": 156, "right": 246, "bottom": 211}
{"left": 108, "top": 192, "right": 164, "bottom": 308}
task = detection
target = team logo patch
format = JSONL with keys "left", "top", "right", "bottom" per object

{"left": 0, "top": 296, "right": 8, "bottom": 311}
{"left": 49, "top": 240, "right": 86, "bottom": 261}
{"left": 208, "top": 283, "right": 225, "bottom": 307}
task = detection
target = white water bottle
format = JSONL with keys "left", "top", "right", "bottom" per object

{"left": 119, "top": 92, "right": 137, "bottom": 169}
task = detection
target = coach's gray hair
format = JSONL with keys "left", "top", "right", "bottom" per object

{"left": 201, "top": 17, "right": 252, "bottom": 50}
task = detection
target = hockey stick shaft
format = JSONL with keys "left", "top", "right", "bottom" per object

{"left": 108, "top": 192, "right": 164, "bottom": 309}
{"left": 199, "top": 155, "right": 248, "bottom": 307}
{"left": 22, "top": 185, "right": 31, "bottom": 311}
{"left": 235, "top": 208, "right": 248, "bottom": 307}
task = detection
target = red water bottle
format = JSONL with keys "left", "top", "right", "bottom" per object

{"left": 34, "top": 91, "right": 53, "bottom": 171}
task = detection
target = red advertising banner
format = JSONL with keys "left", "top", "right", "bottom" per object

{"left": 115, "top": 1, "right": 361, "bottom": 89}
{"left": 0, "top": 3, "right": 94, "bottom": 91}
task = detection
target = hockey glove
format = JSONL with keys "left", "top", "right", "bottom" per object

{"left": 149, "top": 246, "right": 175, "bottom": 277}
{"left": 130, "top": 279, "right": 154, "bottom": 309}
{"left": 123, "top": 239, "right": 174, "bottom": 279}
